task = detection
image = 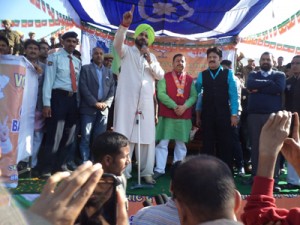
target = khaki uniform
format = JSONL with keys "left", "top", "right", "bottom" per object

{"left": 236, "top": 61, "right": 243, "bottom": 73}
{"left": 0, "top": 29, "right": 20, "bottom": 55}
{"left": 242, "top": 65, "right": 254, "bottom": 85}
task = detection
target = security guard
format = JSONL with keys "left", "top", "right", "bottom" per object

{"left": 0, "top": 20, "right": 20, "bottom": 55}
{"left": 38, "top": 31, "right": 81, "bottom": 178}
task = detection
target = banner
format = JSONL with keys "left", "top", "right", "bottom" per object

{"left": 0, "top": 55, "right": 38, "bottom": 188}
{"left": 81, "top": 29, "right": 237, "bottom": 78}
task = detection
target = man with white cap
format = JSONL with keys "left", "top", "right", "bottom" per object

{"left": 113, "top": 5, "right": 165, "bottom": 184}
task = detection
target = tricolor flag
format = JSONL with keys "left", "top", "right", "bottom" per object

{"left": 283, "top": 44, "right": 295, "bottom": 53}
{"left": 41, "top": 20, "right": 47, "bottom": 27}
{"left": 55, "top": 20, "right": 60, "bottom": 26}
{"left": 277, "top": 19, "right": 289, "bottom": 35}
{"left": 269, "top": 41, "right": 276, "bottom": 49}
{"left": 287, "top": 15, "right": 296, "bottom": 30}
{"left": 49, "top": 19, "right": 55, "bottom": 27}
{"left": 28, "top": 20, "right": 34, "bottom": 27}
{"left": 296, "top": 10, "right": 300, "bottom": 23}
{"left": 21, "top": 20, "right": 28, "bottom": 27}
{"left": 35, "top": 20, "right": 41, "bottom": 28}
{"left": 12, "top": 20, "right": 20, "bottom": 27}
{"left": 46, "top": 3, "right": 51, "bottom": 16}
{"left": 41, "top": 0, "right": 46, "bottom": 12}
{"left": 276, "top": 43, "right": 283, "bottom": 50}
{"left": 35, "top": 0, "right": 41, "bottom": 9}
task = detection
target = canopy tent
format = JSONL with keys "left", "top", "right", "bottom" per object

{"left": 62, "top": 0, "right": 271, "bottom": 40}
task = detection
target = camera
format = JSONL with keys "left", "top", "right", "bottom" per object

{"left": 77, "top": 173, "right": 121, "bottom": 225}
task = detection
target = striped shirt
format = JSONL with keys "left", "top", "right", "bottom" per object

{"left": 130, "top": 198, "right": 180, "bottom": 225}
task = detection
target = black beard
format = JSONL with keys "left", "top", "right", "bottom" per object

{"left": 260, "top": 64, "right": 271, "bottom": 71}
{"left": 135, "top": 38, "right": 147, "bottom": 48}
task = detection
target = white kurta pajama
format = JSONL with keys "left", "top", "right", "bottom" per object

{"left": 113, "top": 25, "right": 165, "bottom": 178}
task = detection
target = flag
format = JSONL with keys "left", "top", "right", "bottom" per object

{"left": 257, "top": 39, "right": 264, "bottom": 46}
{"left": 12, "top": 20, "right": 20, "bottom": 27}
{"left": 35, "top": 0, "right": 41, "bottom": 9}
{"left": 268, "top": 29, "right": 273, "bottom": 38}
{"left": 264, "top": 41, "right": 270, "bottom": 47}
{"left": 30, "top": 0, "right": 36, "bottom": 5}
{"left": 296, "top": 10, "right": 300, "bottom": 23}
{"left": 278, "top": 19, "right": 289, "bottom": 35}
{"left": 35, "top": 20, "right": 41, "bottom": 28}
{"left": 50, "top": 7, "right": 55, "bottom": 19}
{"left": 262, "top": 31, "right": 268, "bottom": 40}
{"left": 269, "top": 41, "right": 276, "bottom": 49}
{"left": 46, "top": 3, "right": 51, "bottom": 16}
{"left": 41, "top": 20, "right": 47, "bottom": 27}
{"left": 55, "top": 20, "right": 60, "bottom": 26}
{"left": 49, "top": 19, "right": 55, "bottom": 27}
{"left": 21, "top": 20, "right": 28, "bottom": 27}
{"left": 273, "top": 26, "right": 277, "bottom": 37}
{"left": 283, "top": 44, "right": 295, "bottom": 53}
{"left": 296, "top": 47, "right": 300, "bottom": 55}
{"left": 276, "top": 43, "right": 283, "bottom": 50}
{"left": 28, "top": 20, "right": 34, "bottom": 27}
{"left": 59, "top": 13, "right": 63, "bottom": 23}
{"left": 286, "top": 15, "right": 296, "bottom": 30}
{"left": 41, "top": 0, "right": 46, "bottom": 12}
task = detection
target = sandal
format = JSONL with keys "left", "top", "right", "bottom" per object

{"left": 142, "top": 176, "right": 156, "bottom": 184}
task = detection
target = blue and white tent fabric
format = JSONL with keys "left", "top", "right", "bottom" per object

{"left": 62, "top": 0, "right": 271, "bottom": 39}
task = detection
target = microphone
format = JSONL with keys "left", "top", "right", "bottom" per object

{"left": 141, "top": 44, "right": 148, "bottom": 58}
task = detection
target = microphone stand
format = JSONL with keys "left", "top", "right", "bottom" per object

{"left": 130, "top": 57, "right": 154, "bottom": 190}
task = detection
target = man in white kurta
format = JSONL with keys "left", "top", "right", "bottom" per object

{"left": 113, "top": 5, "right": 164, "bottom": 183}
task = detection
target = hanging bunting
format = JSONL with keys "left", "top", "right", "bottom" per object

{"left": 243, "top": 10, "right": 299, "bottom": 40}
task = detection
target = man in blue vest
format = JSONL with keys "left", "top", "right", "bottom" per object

{"left": 195, "top": 47, "right": 239, "bottom": 172}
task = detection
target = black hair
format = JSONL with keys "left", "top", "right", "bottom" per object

{"left": 260, "top": 51, "right": 273, "bottom": 60}
{"left": 24, "top": 39, "right": 40, "bottom": 50}
{"left": 172, "top": 155, "right": 236, "bottom": 221}
{"left": 173, "top": 53, "right": 184, "bottom": 62}
{"left": 73, "top": 49, "right": 81, "bottom": 56}
{"left": 221, "top": 59, "right": 232, "bottom": 67}
{"left": 285, "top": 63, "right": 291, "bottom": 69}
{"left": 39, "top": 41, "right": 49, "bottom": 47}
{"left": 207, "top": 47, "right": 222, "bottom": 58}
{"left": 91, "top": 131, "right": 129, "bottom": 162}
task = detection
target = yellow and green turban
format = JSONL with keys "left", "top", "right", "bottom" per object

{"left": 134, "top": 24, "right": 155, "bottom": 46}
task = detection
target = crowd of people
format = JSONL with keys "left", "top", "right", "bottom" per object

{"left": 1, "top": 4, "right": 300, "bottom": 225}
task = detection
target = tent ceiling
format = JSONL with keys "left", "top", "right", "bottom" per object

{"left": 67, "top": 0, "right": 271, "bottom": 40}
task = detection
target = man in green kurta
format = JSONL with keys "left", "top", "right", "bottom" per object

{"left": 153, "top": 54, "right": 197, "bottom": 179}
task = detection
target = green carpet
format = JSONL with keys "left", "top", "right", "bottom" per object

{"left": 11, "top": 166, "right": 299, "bottom": 197}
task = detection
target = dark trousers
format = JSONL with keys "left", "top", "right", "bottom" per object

{"left": 38, "top": 91, "right": 78, "bottom": 174}
{"left": 248, "top": 114, "right": 280, "bottom": 180}
{"left": 201, "top": 114, "right": 233, "bottom": 171}
{"left": 232, "top": 124, "right": 244, "bottom": 169}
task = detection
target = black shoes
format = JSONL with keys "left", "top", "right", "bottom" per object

{"left": 283, "top": 183, "right": 300, "bottom": 190}
{"left": 273, "top": 185, "right": 281, "bottom": 193}
{"left": 153, "top": 171, "right": 164, "bottom": 180}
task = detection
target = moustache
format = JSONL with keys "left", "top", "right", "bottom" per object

{"left": 209, "top": 61, "right": 215, "bottom": 63}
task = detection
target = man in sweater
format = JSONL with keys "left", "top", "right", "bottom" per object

{"left": 153, "top": 54, "right": 197, "bottom": 179}
{"left": 195, "top": 47, "right": 239, "bottom": 171}
{"left": 246, "top": 52, "right": 286, "bottom": 191}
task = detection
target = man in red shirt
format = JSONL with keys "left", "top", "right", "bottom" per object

{"left": 242, "top": 111, "right": 300, "bottom": 225}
